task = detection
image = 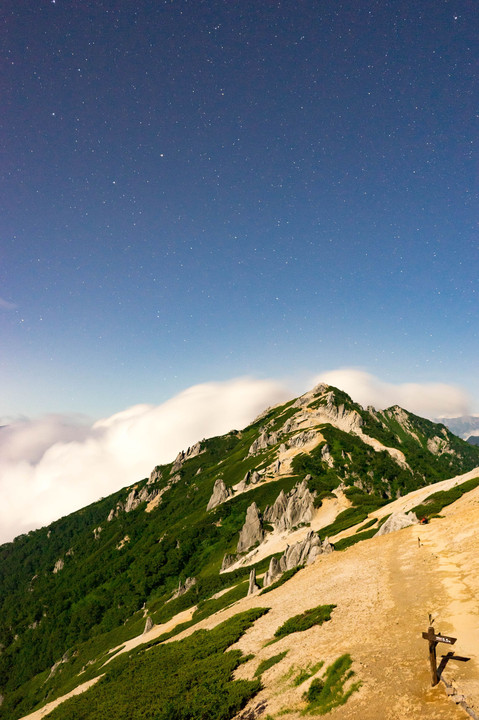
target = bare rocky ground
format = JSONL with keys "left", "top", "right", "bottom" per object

{"left": 228, "top": 482, "right": 479, "bottom": 720}
{"left": 20, "top": 472, "right": 479, "bottom": 720}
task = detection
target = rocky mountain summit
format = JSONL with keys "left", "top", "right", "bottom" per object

{"left": 1, "top": 383, "right": 479, "bottom": 720}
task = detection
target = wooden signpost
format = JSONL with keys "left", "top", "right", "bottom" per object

{"left": 422, "top": 625, "right": 457, "bottom": 686}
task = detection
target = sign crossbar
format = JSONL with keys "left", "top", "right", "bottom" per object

{"left": 422, "top": 625, "right": 457, "bottom": 686}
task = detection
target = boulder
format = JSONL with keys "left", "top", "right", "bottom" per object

{"left": 143, "top": 616, "right": 154, "bottom": 634}
{"left": 221, "top": 553, "right": 237, "bottom": 571}
{"left": 262, "top": 531, "right": 332, "bottom": 588}
{"left": 248, "top": 431, "right": 280, "bottom": 456}
{"left": 279, "top": 530, "right": 322, "bottom": 571}
{"left": 275, "top": 480, "right": 315, "bottom": 531}
{"left": 250, "top": 470, "right": 262, "bottom": 484}
{"left": 237, "top": 502, "right": 264, "bottom": 553}
{"left": 247, "top": 568, "right": 260, "bottom": 595}
{"left": 171, "top": 576, "right": 196, "bottom": 600}
{"left": 264, "top": 490, "right": 288, "bottom": 523}
{"left": 375, "top": 511, "right": 418, "bottom": 536}
{"left": 207, "top": 478, "right": 233, "bottom": 511}
{"left": 262, "top": 556, "right": 282, "bottom": 587}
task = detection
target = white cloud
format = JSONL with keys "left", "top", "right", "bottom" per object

{"left": 0, "top": 378, "right": 289, "bottom": 545}
{"left": 314, "top": 368, "right": 470, "bottom": 418}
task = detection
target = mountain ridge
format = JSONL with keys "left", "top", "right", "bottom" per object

{"left": 1, "top": 383, "right": 479, "bottom": 720}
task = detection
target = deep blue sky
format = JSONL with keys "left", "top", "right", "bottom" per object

{"left": 1, "top": 0, "right": 478, "bottom": 418}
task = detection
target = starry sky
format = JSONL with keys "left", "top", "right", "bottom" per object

{"left": 2, "top": 0, "right": 478, "bottom": 419}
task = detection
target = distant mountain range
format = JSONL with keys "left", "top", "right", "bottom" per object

{"left": 1, "top": 383, "right": 479, "bottom": 720}
{"left": 435, "top": 414, "right": 479, "bottom": 442}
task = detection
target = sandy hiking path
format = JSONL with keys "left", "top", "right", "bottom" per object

{"left": 228, "top": 486, "right": 479, "bottom": 719}
{"left": 17, "top": 676, "right": 103, "bottom": 720}
{"left": 228, "top": 523, "right": 472, "bottom": 719}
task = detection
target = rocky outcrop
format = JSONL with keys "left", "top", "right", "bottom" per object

{"left": 116, "top": 535, "right": 130, "bottom": 550}
{"left": 264, "top": 490, "right": 288, "bottom": 523}
{"left": 427, "top": 435, "right": 453, "bottom": 456}
{"left": 52, "top": 558, "right": 64, "bottom": 574}
{"left": 280, "top": 530, "right": 323, "bottom": 569}
{"left": 247, "top": 568, "right": 259, "bottom": 595}
{"left": 321, "top": 391, "right": 364, "bottom": 431}
{"left": 171, "top": 442, "right": 204, "bottom": 472}
{"left": 264, "top": 480, "right": 315, "bottom": 531}
{"left": 248, "top": 431, "right": 280, "bottom": 456}
{"left": 207, "top": 478, "right": 233, "bottom": 511}
{"left": 288, "top": 430, "right": 319, "bottom": 449}
{"left": 262, "top": 531, "right": 333, "bottom": 588}
{"left": 171, "top": 576, "right": 197, "bottom": 600}
{"left": 321, "top": 537, "right": 334, "bottom": 554}
{"left": 292, "top": 384, "right": 328, "bottom": 408}
{"left": 125, "top": 489, "right": 140, "bottom": 513}
{"left": 272, "top": 459, "right": 282, "bottom": 474}
{"left": 143, "top": 616, "right": 154, "bottom": 634}
{"left": 237, "top": 502, "right": 264, "bottom": 553}
{"left": 235, "top": 469, "right": 263, "bottom": 493}
{"left": 375, "top": 511, "right": 418, "bottom": 536}
{"left": 148, "top": 466, "right": 162, "bottom": 485}
{"left": 109, "top": 484, "right": 159, "bottom": 520}
{"left": 221, "top": 553, "right": 237, "bottom": 571}
{"left": 262, "top": 556, "right": 282, "bottom": 587}
{"left": 320, "top": 443, "right": 334, "bottom": 467}
{"left": 93, "top": 526, "right": 102, "bottom": 540}
{"left": 47, "top": 652, "right": 69, "bottom": 680}
{"left": 126, "top": 485, "right": 159, "bottom": 512}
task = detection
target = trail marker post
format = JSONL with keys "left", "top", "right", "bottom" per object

{"left": 421, "top": 625, "right": 457, "bottom": 686}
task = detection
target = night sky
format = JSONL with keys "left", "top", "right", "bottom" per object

{"left": 2, "top": 0, "right": 478, "bottom": 418}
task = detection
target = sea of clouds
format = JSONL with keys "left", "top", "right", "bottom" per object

{"left": 0, "top": 370, "right": 472, "bottom": 544}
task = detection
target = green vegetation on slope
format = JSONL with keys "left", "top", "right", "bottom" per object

{"left": 302, "top": 653, "right": 361, "bottom": 715}
{"left": 411, "top": 476, "right": 479, "bottom": 518}
{"left": 254, "top": 651, "right": 288, "bottom": 677}
{"left": 0, "top": 416, "right": 297, "bottom": 715}
{"left": 334, "top": 529, "right": 378, "bottom": 551}
{"left": 46, "top": 608, "right": 268, "bottom": 720}
{"left": 292, "top": 661, "right": 324, "bottom": 687}
{"left": 274, "top": 605, "right": 336, "bottom": 639}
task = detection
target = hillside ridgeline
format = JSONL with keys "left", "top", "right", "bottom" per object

{"left": 1, "top": 383, "right": 479, "bottom": 720}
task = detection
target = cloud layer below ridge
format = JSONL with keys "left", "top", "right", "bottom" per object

{"left": 0, "top": 378, "right": 289, "bottom": 544}
{"left": 0, "top": 371, "right": 472, "bottom": 545}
